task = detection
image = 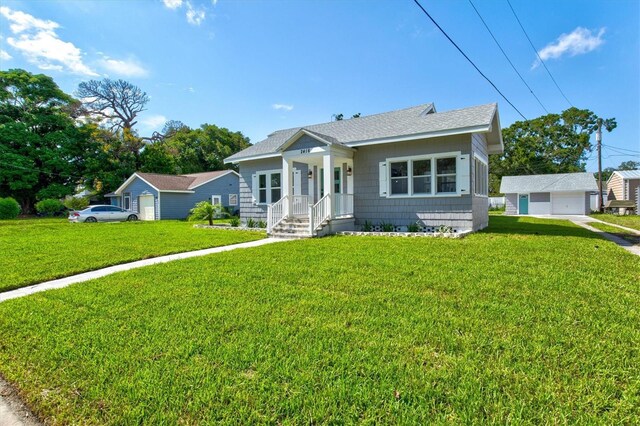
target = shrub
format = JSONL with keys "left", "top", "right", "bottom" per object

{"left": 229, "top": 216, "right": 240, "bottom": 227}
{"left": 380, "top": 221, "right": 395, "bottom": 232}
{"left": 64, "top": 196, "right": 90, "bottom": 211}
{"left": 188, "top": 201, "right": 222, "bottom": 226}
{"left": 246, "top": 218, "right": 256, "bottom": 228}
{"left": 35, "top": 199, "right": 66, "bottom": 216}
{"left": 361, "top": 220, "right": 373, "bottom": 232}
{"left": 407, "top": 222, "right": 421, "bottom": 232}
{"left": 257, "top": 220, "right": 267, "bottom": 229}
{"left": 0, "top": 197, "right": 20, "bottom": 219}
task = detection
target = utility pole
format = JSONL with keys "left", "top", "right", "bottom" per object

{"left": 596, "top": 118, "right": 603, "bottom": 212}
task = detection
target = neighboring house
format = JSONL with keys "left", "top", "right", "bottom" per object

{"left": 110, "top": 170, "right": 240, "bottom": 220}
{"left": 607, "top": 170, "right": 640, "bottom": 202}
{"left": 500, "top": 172, "right": 597, "bottom": 216}
{"left": 224, "top": 102, "right": 503, "bottom": 236}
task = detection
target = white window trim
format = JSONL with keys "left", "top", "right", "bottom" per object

{"left": 211, "top": 195, "right": 222, "bottom": 205}
{"left": 228, "top": 193, "right": 238, "bottom": 206}
{"left": 385, "top": 151, "right": 463, "bottom": 198}
{"left": 255, "top": 169, "right": 283, "bottom": 205}
{"left": 473, "top": 154, "right": 489, "bottom": 198}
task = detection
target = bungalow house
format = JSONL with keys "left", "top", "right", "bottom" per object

{"left": 607, "top": 170, "right": 640, "bottom": 202}
{"left": 108, "top": 170, "right": 239, "bottom": 220}
{"left": 500, "top": 172, "right": 597, "bottom": 215}
{"left": 224, "top": 102, "right": 503, "bottom": 237}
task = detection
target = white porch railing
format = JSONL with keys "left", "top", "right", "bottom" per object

{"left": 291, "top": 195, "right": 312, "bottom": 216}
{"left": 333, "top": 193, "right": 354, "bottom": 217}
{"left": 267, "top": 195, "right": 288, "bottom": 233}
{"left": 310, "top": 194, "right": 331, "bottom": 234}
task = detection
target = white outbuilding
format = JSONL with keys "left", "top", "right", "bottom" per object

{"left": 500, "top": 172, "right": 598, "bottom": 215}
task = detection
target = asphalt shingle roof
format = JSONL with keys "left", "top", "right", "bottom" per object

{"left": 500, "top": 172, "right": 598, "bottom": 194}
{"left": 137, "top": 170, "right": 231, "bottom": 191}
{"left": 226, "top": 102, "right": 498, "bottom": 162}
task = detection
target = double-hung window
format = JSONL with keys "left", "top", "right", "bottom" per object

{"left": 474, "top": 156, "right": 488, "bottom": 196}
{"left": 381, "top": 152, "right": 465, "bottom": 197}
{"left": 255, "top": 170, "right": 282, "bottom": 204}
{"left": 436, "top": 158, "right": 456, "bottom": 194}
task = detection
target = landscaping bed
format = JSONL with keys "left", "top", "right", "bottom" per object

{"left": 0, "top": 219, "right": 265, "bottom": 292}
{"left": 0, "top": 216, "right": 638, "bottom": 423}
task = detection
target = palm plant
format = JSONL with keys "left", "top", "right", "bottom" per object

{"left": 189, "top": 201, "right": 222, "bottom": 226}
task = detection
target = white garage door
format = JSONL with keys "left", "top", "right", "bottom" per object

{"left": 551, "top": 192, "right": 585, "bottom": 215}
{"left": 139, "top": 195, "right": 155, "bottom": 220}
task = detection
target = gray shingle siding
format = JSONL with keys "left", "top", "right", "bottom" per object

{"left": 285, "top": 134, "right": 326, "bottom": 152}
{"left": 239, "top": 158, "right": 282, "bottom": 221}
{"left": 471, "top": 133, "right": 489, "bottom": 230}
{"left": 159, "top": 173, "right": 239, "bottom": 219}
{"left": 505, "top": 193, "right": 518, "bottom": 215}
{"left": 353, "top": 134, "right": 476, "bottom": 230}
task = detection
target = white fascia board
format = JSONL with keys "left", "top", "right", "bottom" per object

{"left": 158, "top": 190, "right": 195, "bottom": 194}
{"left": 114, "top": 173, "right": 161, "bottom": 195}
{"left": 487, "top": 108, "right": 504, "bottom": 153}
{"left": 224, "top": 152, "right": 281, "bottom": 165}
{"left": 345, "top": 125, "right": 490, "bottom": 147}
{"left": 188, "top": 170, "right": 239, "bottom": 190}
{"left": 277, "top": 129, "right": 333, "bottom": 152}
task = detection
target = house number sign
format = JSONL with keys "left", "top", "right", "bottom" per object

{"left": 300, "top": 148, "right": 311, "bottom": 154}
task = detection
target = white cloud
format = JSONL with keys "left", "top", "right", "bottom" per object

{"left": 97, "top": 56, "right": 149, "bottom": 78}
{"left": 186, "top": 2, "right": 205, "bottom": 26}
{"left": 0, "top": 6, "right": 98, "bottom": 76}
{"left": 211, "top": 0, "right": 218, "bottom": 5}
{"left": 534, "top": 27, "right": 606, "bottom": 68}
{"left": 0, "top": 49, "right": 12, "bottom": 60}
{"left": 141, "top": 114, "right": 167, "bottom": 130}
{"left": 272, "top": 103, "right": 293, "bottom": 111}
{"left": 163, "top": 0, "right": 183, "bottom": 10}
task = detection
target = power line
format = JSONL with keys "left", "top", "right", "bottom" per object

{"left": 411, "top": 0, "right": 527, "bottom": 120}
{"left": 468, "top": 0, "right": 548, "bottom": 114}
{"left": 601, "top": 144, "right": 640, "bottom": 155}
{"left": 506, "top": 0, "right": 573, "bottom": 107}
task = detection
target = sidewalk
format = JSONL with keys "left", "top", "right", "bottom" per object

{"left": 0, "top": 238, "right": 286, "bottom": 303}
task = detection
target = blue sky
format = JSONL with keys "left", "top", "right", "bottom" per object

{"left": 1, "top": 0, "right": 638, "bottom": 171}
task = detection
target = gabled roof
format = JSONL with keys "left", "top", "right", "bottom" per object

{"left": 612, "top": 170, "right": 640, "bottom": 180}
{"left": 115, "top": 170, "right": 236, "bottom": 194}
{"left": 500, "top": 172, "right": 598, "bottom": 194}
{"left": 225, "top": 102, "right": 502, "bottom": 163}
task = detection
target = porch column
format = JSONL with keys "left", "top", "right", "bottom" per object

{"left": 323, "top": 152, "right": 333, "bottom": 219}
{"left": 282, "top": 158, "right": 292, "bottom": 217}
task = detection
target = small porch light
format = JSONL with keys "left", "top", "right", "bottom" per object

{"left": 346, "top": 166, "right": 352, "bottom": 176}
{"left": 308, "top": 170, "right": 313, "bottom": 179}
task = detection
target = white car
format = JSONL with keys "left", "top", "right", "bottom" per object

{"left": 68, "top": 205, "right": 138, "bottom": 223}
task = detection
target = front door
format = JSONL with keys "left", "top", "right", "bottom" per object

{"left": 519, "top": 194, "right": 529, "bottom": 215}
{"left": 319, "top": 167, "right": 341, "bottom": 199}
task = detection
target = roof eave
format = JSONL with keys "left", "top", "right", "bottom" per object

{"left": 345, "top": 124, "right": 491, "bottom": 148}
{"left": 188, "top": 170, "right": 240, "bottom": 190}
{"left": 114, "top": 173, "right": 161, "bottom": 195}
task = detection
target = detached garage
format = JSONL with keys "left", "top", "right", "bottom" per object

{"left": 500, "top": 172, "right": 597, "bottom": 216}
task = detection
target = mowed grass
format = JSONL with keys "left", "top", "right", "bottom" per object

{"left": 0, "top": 218, "right": 264, "bottom": 292}
{"left": 0, "top": 216, "right": 639, "bottom": 424}
{"left": 590, "top": 213, "right": 640, "bottom": 231}
{"left": 587, "top": 221, "right": 640, "bottom": 245}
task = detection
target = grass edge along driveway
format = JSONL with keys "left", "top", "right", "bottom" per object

{"left": 0, "top": 219, "right": 265, "bottom": 293}
{"left": 0, "top": 216, "right": 638, "bottom": 424}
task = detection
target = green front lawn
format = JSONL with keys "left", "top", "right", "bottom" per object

{"left": 0, "top": 216, "right": 638, "bottom": 424}
{"left": 590, "top": 213, "right": 640, "bottom": 231}
{"left": 0, "top": 218, "right": 264, "bottom": 293}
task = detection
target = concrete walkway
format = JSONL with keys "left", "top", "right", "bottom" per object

{"left": 0, "top": 376, "right": 41, "bottom": 426}
{"left": 0, "top": 238, "right": 286, "bottom": 303}
{"left": 530, "top": 214, "right": 640, "bottom": 256}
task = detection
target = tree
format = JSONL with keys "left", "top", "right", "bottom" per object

{"left": 0, "top": 69, "right": 91, "bottom": 212}
{"left": 140, "top": 123, "right": 250, "bottom": 174}
{"left": 77, "top": 79, "right": 149, "bottom": 132}
{"left": 489, "top": 107, "right": 616, "bottom": 194}
{"left": 332, "top": 113, "right": 360, "bottom": 121}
